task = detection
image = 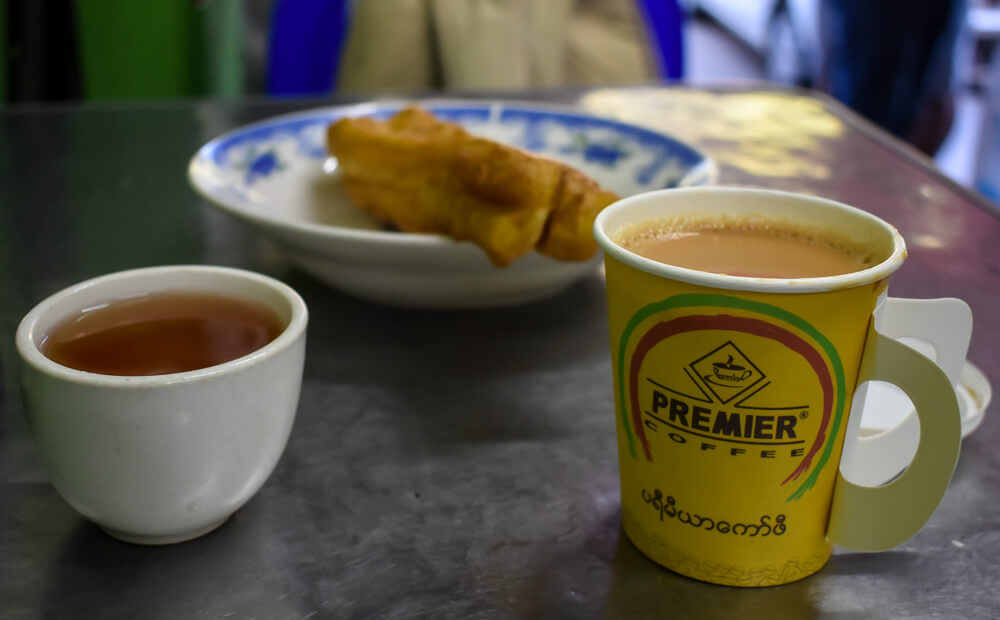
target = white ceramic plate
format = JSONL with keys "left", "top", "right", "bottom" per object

{"left": 188, "top": 100, "right": 717, "bottom": 308}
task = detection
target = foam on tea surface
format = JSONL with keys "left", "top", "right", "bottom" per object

{"left": 616, "top": 215, "right": 878, "bottom": 278}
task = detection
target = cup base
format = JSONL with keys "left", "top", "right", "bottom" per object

{"left": 101, "top": 516, "right": 230, "bottom": 545}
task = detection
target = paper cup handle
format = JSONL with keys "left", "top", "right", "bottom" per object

{"left": 876, "top": 297, "right": 972, "bottom": 387}
{"left": 826, "top": 330, "right": 962, "bottom": 551}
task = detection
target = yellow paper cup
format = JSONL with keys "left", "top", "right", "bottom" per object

{"left": 594, "top": 187, "right": 966, "bottom": 587}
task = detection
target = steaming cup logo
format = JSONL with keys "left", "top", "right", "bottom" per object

{"left": 691, "top": 341, "right": 765, "bottom": 402}
{"left": 712, "top": 355, "right": 752, "bottom": 385}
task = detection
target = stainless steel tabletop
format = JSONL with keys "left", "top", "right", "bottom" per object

{"left": 2, "top": 87, "right": 998, "bottom": 619}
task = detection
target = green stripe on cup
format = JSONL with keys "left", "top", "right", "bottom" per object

{"left": 617, "top": 293, "right": 847, "bottom": 501}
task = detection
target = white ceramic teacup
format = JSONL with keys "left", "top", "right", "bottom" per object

{"left": 16, "top": 266, "right": 308, "bottom": 544}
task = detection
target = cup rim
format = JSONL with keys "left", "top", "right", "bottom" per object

{"left": 15, "top": 265, "right": 309, "bottom": 387}
{"left": 593, "top": 187, "right": 908, "bottom": 293}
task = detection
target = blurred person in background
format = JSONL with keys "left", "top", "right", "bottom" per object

{"left": 819, "top": 0, "right": 967, "bottom": 156}
{"left": 333, "top": 0, "right": 660, "bottom": 92}
{"left": 4, "top": 0, "right": 676, "bottom": 102}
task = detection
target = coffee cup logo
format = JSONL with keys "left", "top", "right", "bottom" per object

{"left": 712, "top": 355, "right": 753, "bottom": 385}
{"left": 693, "top": 342, "right": 764, "bottom": 399}
{"left": 617, "top": 296, "right": 846, "bottom": 504}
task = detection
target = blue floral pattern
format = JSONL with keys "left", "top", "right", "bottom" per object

{"left": 237, "top": 148, "right": 285, "bottom": 184}
{"left": 560, "top": 134, "right": 631, "bottom": 167}
{"left": 194, "top": 101, "right": 715, "bottom": 195}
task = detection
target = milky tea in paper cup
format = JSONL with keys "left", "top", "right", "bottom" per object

{"left": 594, "top": 188, "right": 964, "bottom": 587}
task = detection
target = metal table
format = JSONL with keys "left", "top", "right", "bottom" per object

{"left": 1, "top": 87, "right": 998, "bottom": 619}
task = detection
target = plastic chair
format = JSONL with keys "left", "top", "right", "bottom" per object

{"left": 74, "top": 1, "right": 242, "bottom": 100}
{"left": 636, "top": 0, "right": 685, "bottom": 80}
{"left": 75, "top": 1, "right": 202, "bottom": 99}
{"left": 267, "top": 0, "right": 350, "bottom": 96}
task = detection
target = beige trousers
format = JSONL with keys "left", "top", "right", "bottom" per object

{"left": 336, "top": 0, "right": 657, "bottom": 92}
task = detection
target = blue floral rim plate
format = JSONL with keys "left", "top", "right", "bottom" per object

{"left": 188, "top": 100, "right": 717, "bottom": 245}
{"left": 187, "top": 100, "right": 717, "bottom": 307}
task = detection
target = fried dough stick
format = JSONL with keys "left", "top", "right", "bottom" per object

{"left": 327, "top": 106, "right": 618, "bottom": 266}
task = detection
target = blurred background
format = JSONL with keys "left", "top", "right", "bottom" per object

{"left": 2, "top": 0, "right": 997, "bottom": 201}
